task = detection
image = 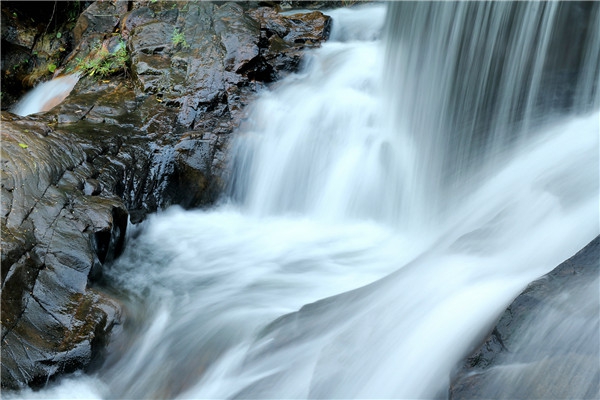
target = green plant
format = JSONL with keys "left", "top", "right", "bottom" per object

{"left": 48, "top": 63, "right": 57, "bottom": 73}
{"left": 12, "top": 58, "right": 29, "bottom": 70}
{"left": 75, "top": 39, "right": 129, "bottom": 78}
{"left": 113, "top": 42, "right": 129, "bottom": 66}
{"left": 66, "top": 0, "right": 84, "bottom": 22}
{"left": 172, "top": 28, "right": 189, "bottom": 49}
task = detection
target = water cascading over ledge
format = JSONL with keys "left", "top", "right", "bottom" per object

{"left": 11, "top": 74, "right": 80, "bottom": 116}
{"left": 216, "top": 2, "right": 599, "bottom": 398}
{"left": 230, "top": 2, "right": 599, "bottom": 230}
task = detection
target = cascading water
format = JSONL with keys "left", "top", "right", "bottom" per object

{"left": 9, "top": 2, "right": 599, "bottom": 399}
{"left": 382, "top": 1, "right": 600, "bottom": 226}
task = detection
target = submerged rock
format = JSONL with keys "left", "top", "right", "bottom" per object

{"left": 450, "top": 236, "right": 600, "bottom": 399}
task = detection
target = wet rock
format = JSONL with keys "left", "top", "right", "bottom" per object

{"left": 450, "top": 236, "right": 600, "bottom": 399}
{"left": 47, "top": 0, "right": 332, "bottom": 222}
{"left": 281, "top": 1, "right": 361, "bottom": 10}
{"left": 0, "top": 8, "right": 38, "bottom": 106}
{"left": 84, "top": 179, "right": 102, "bottom": 196}
{"left": 1, "top": 113, "right": 126, "bottom": 390}
{"left": 120, "top": 6, "right": 156, "bottom": 40}
{"left": 73, "top": 1, "right": 128, "bottom": 45}
{"left": 0, "top": 8, "right": 37, "bottom": 49}
{"left": 126, "top": 1, "right": 330, "bottom": 129}
{"left": 215, "top": 3, "right": 261, "bottom": 74}
{"left": 248, "top": 7, "right": 331, "bottom": 81}
{"left": 170, "top": 132, "right": 222, "bottom": 208}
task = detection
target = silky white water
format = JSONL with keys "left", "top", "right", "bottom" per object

{"left": 9, "top": 3, "right": 599, "bottom": 399}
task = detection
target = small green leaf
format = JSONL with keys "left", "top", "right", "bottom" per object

{"left": 48, "top": 64, "right": 57, "bottom": 73}
{"left": 18, "top": 143, "right": 28, "bottom": 149}
{"left": 56, "top": 32, "right": 62, "bottom": 39}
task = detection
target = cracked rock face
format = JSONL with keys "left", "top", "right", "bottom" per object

{"left": 121, "top": 1, "right": 330, "bottom": 130}
{"left": 1, "top": 114, "right": 126, "bottom": 389}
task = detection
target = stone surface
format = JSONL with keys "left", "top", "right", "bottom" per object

{"left": 49, "top": 0, "right": 331, "bottom": 221}
{"left": 73, "top": 0, "right": 128, "bottom": 45}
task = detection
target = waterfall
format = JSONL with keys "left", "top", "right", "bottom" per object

{"left": 383, "top": 2, "right": 599, "bottom": 224}
{"left": 8, "top": 3, "right": 598, "bottom": 399}
{"left": 230, "top": 2, "right": 599, "bottom": 230}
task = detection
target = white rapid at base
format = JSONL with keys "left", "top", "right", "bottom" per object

{"left": 8, "top": 3, "right": 599, "bottom": 399}
{"left": 11, "top": 74, "right": 80, "bottom": 116}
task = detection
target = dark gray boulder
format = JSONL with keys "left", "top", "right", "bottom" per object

{"left": 50, "top": 0, "right": 331, "bottom": 221}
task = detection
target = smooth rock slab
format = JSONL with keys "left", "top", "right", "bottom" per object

{"left": 450, "top": 236, "right": 600, "bottom": 399}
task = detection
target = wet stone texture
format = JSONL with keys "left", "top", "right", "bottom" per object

{"left": 1, "top": 0, "right": 331, "bottom": 390}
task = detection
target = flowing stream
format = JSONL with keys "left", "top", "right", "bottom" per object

{"left": 10, "top": 3, "right": 599, "bottom": 399}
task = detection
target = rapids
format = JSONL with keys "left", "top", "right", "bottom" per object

{"left": 8, "top": 2, "right": 599, "bottom": 399}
